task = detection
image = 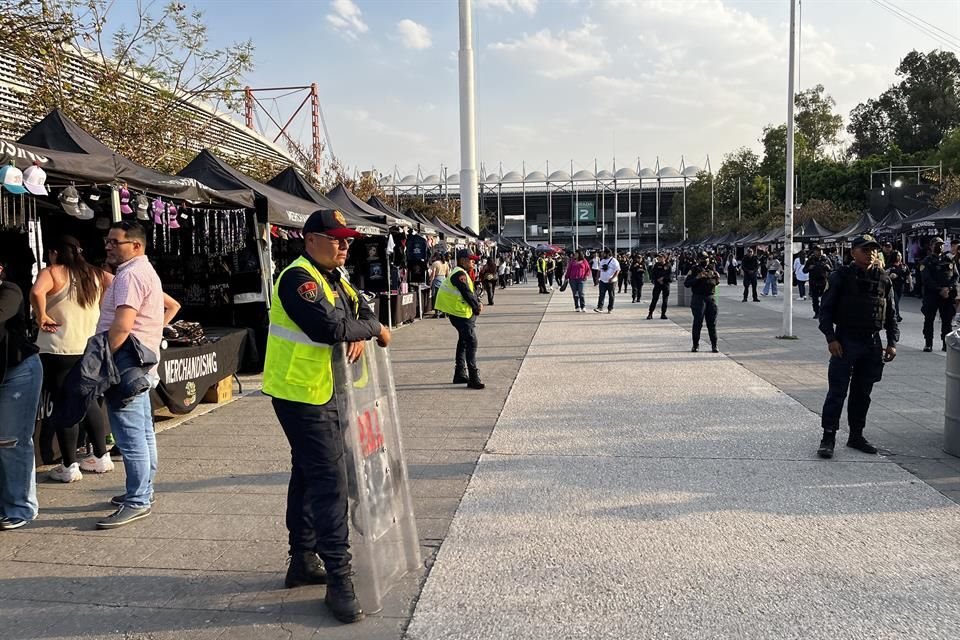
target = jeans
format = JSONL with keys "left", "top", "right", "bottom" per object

{"left": 0, "top": 354, "right": 41, "bottom": 521}
{"left": 797, "top": 281, "right": 806, "bottom": 298}
{"left": 597, "top": 281, "right": 615, "bottom": 311}
{"left": 762, "top": 273, "right": 778, "bottom": 295}
{"left": 821, "top": 333, "right": 884, "bottom": 434}
{"left": 108, "top": 352, "right": 157, "bottom": 508}
{"left": 449, "top": 315, "right": 479, "bottom": 375}
{"left": 273, "top": 398, "right": 351, "bottom": 576}
{"left": 569, "top": 279, "right": 586, "bottom": 310}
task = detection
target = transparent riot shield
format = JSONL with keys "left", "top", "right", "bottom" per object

{"left": 334, "top": 344, "right": 421, "bottom": 613}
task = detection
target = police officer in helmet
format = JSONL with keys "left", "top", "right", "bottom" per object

{"left": 919, "top": 237, "right": 958, "bottom": 352}
{"left": 684, "top": 252, "right": 721, "bottom": 353}
{"left": 816, "top": 234, "right": 898, "bottom": 459}
{"left": 263, "top": 209, "right": 392, "bottom": 624}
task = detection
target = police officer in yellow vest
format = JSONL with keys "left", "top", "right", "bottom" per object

{"left": 435, "top": 249, "right": 485, "bottom": 389}
{"left": 263, "top": 209, "right": 391, "bottom": 624}
{"left": 536, "top": 254, "right": 549, "bottom": 293}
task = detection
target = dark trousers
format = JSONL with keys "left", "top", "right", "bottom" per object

{"left": 742, "top": 274, "right": 758, "bottom": 301}
{"left": 821, "top": 333, "right": 884, "bottom": 434}
{"left": 893, "top": 284, "right": 904, "bottom": 319}
{"left": 450, "top": 315, "right": 479, "bottom": 374}
{"left": 649, "top": 284, "right": 670, "bottom": 316}
{"left": 690, "top": 294, "right": 718, "bottom": 347}
{"left": 485, "top": 280, "right": 496, "bottom": 305}
{"left": 797, "top": 281, "right": 807, "bottom": 298}
{"left": 272, "top": 398, "right": 351, "bottom": 576}
{"left": 618, "top": 273, "right": 628, "bottom": 293}
{"left": 922, "top": 292, "right": 956, "bottom": 345}
{"left": 727, "top": 266, "right": 737, "bottom": 286}
{"left": 39, "top": 353, "right": 109, "bottom": 465}
{"left": 810, "top": 282, "right": 826, "bottom": 315}
{"left": 631, "top": 276, "right": 644, "bottom": 302}
{"left": 597, "top": 281, "right": 615, "bottom": 311}
{"left": 499, "top": 274, "right": 507, "bottom": 289}
{"left": 591, "top": 269, "right": 600, "bottom": 286}
{"left": 537, "top": 272, "right": 548, "bottom": 293}
{"left": 547, "top": 271, "right": 555, "bottom": 287}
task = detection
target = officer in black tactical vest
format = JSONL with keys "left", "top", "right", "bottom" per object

{"left": 802, "top": 245, "right": 832, "bottom": 319}
{"left": 919, "top": 237, "right": 958, "bottom": 352}
{"left": 816, "top": 234, "right": 898, "bottom": 459}
{"left": 684, "top": 253, "right": 721, "bottom": 353}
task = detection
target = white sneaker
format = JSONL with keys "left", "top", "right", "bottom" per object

{"left": 79, "top": 453, "right": 115, "bottom": 474}
{"left": 49, "top": 463, "right": 82, "bottom": 483}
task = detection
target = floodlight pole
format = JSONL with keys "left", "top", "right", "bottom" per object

{"left": 782, "top": 0, "right": 797, "bottom": 338}
{"left": 458, "top": 0, "right": 480, "bottom": 232}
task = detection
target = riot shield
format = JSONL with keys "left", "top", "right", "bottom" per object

{"left": 334, "top": 344, "right": 421, "bottom": 613}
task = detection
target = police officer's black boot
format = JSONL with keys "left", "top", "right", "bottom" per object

{"left": 691, "top": 344, "right": 698, "bottom": 353}
{"left": 943, "top": 338, "right": 948, "bottom": 352}
{"left": 467, "top": 370, "right": 485, "bottom": 390}
{"left": 711, "top": 342, "right": 719, "bottom": 353}
{"left": 846, "top": 427, "right": 878, "bottom": 454}
{"left": 646, "top": 312, "right": 653, "bottom": 320}
{"left": 817, "top": 430, "right": 836, "bottom": 459}
{"left": 453, "top": 369, "right": 469, "bottom": 384}
{"left": 325, "top": 572, "right": 365, "bottom": 623}
{"left": 923, "top": 340, "right": 933, "bottom": 352}
{"left": 285, "top": 551, "right": 327, "bottom": 588}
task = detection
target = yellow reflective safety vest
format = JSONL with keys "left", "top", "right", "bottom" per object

{"left": 536, "top": 257, "right": 547, "bottom": 273}
{"left": 434, "top": 266, "right": 474, "bottom": 319}
{"left": 262, "top": 256, "right": 361, "bottom": 405}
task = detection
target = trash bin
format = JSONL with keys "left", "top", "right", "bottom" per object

{"left": 675, "top": 281, "right": 689, "bottom": 307}
{"left": 945, "top": 331, "right": 960, "bottom": 457}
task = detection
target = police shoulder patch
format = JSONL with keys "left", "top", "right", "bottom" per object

{"left": 297, "top": 281, "right": 319, "bottom": 302}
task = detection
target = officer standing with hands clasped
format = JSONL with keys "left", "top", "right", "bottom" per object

{"left": 919, "top": 237, "right": 957, "bottom": 352}
{"left": 647, "top": 253, "right": 672, "bottom": 320}
{"left": 816, "top": 234, "right": 898, "bottom": 459}
{"left": 262, "top": 209, "right": 392, "bottom": 624}
{"left": 435, "top": 248, "right": 485, "bottom": 389}
{"left": 684, "top": 253, "right": 721, "bottom": 353}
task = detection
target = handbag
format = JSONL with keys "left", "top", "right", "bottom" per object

{"left": 560, "top": 280, "right": 568, "bottom": 292}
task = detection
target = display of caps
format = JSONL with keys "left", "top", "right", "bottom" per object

{"left": 0, "top": 164, "right": 28, "bottom": 195}
{"left": 22, "top": 164, "right": 49, "bottom": 196}
{"left": 152, "top": 197, "right": 165, "bottom": 224}
{"left": 59, "top": 185, "right": 82, "bottom": 217}
{"left": 119, "top": 187, "right": 133, "bottom": 215}
{"left": 167, "top": 203, "right": 180, "bottom": 229}
{"left": 77, "top": 201, "right": 95, "bottom": 221}
{"left": 136, "top": 194, "right": 150, "bottom": 221}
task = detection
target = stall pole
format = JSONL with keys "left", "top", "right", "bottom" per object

{"left": 110, "top": 186, "right": 122, "bottom": 223}
{"left": 522, "top": 161, "right": 528, "bottom": 245}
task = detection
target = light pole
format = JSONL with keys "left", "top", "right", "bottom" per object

{"left": 457, "top": 0, "right": 479, "bottom": 231}
{"left": 782, "top": 0, "right": 797, "bottom": 338}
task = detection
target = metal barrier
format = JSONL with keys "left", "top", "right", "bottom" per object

{"left": 945, "top": 331, "right": 960, "bottom": 457}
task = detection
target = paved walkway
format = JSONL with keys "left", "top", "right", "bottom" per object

{"left": 407, "top": 286, "right": 960, "bottom": 640}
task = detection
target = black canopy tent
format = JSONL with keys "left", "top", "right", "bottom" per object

{"left": 18, "top": 110, "right": 251, "bottom": 207}
{"left": 367, "top": 195, "right": 436, "bottom": 234}
{"left": 900, "top": 201, "right": 960, "bottom": 232}
{"left": 793, "top": 218, "right": 835, "bottom": 243}
{"left": 430, "top": 216, "right": 468, "bottom": 243}
{"left": 870, "top": 206, "right": 908, "bottom": 237}
{"left": 327, "top": 184, "right": 412, "bottom": 229}
{"left": 178, "top": 150, "right": 315, "bottom": 227}
{"left": 267, "top": 167, "right": 386, "bottom": 235}
{"left": 755, "top": 227, "right": 784, "bottom": 244}
{"left": 825, "top": 212, "right": 877, "bottom": 243}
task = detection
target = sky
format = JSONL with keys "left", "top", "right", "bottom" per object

{"left": 111, "top": 0, "right": 959, "bottom": 178}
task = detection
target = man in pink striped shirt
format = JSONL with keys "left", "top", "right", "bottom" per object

{"left": 95, "top": 221, "right": 176, "bottom": 530}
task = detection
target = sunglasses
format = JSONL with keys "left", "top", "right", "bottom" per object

{"left": 309, "top": 232, "right": 354, "bottom": 246}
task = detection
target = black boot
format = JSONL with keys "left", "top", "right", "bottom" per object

{"left": 453, "top": 370, "right": 469, "bottom": 384}
{"left": 711, "top": 343, "right": 719, "bottom": 353}
{"left": 817, "top": 430, "right": 836, "bottom": 459}
{"left": 943, "top": 339, "right": 947, "bottom": 352}
{"left": 660, "top": 314, "right": 668, "bottom": 320}
{"left": 325, "top": 573, "right": 365, "bottom": 623}
{"left": 691, "top": 344, "right": 699, "bottom": 353}
{"left": 847, "top": 428, "right": 878, "bottom": 454}
{"left": 924, "top": 341, "right": 933, "bottom": 352}
{"left": 285, "top": 552, "right": 327, "bottom": 588}
{"left": 467, "top": 371, "right": 485, "bottom": 390}
{"left": 646, "top": 313, "right": 653, "bottom": 320}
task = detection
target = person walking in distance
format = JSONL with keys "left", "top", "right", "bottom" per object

{"left": 436, "top": 249, "right": 485, "bottom": 389}
{"left": 594, "top": 249, "right": 620, "bottom": 314}
{"left": 740, "top": 248, "right": 760, "bottom": 302}
{"left": 762, "top": 254, "right": 781, "bottom": 296}
{"left": 481, "top": 257, "right": 498, "bottom": 306}
{"left": 919, "top": 237, "right": 957, "bottom": 352}
{"left": 96, "top": 221, "right": 176, "bottom": 530}
{"left": 685, "top": 254, "right": 721, "bottom": 353}
{"left": 630, "top": 254, "right": 646, "bottom": 302}
{"left": 886, "top": 251, "right": 907, "bottom": 322}
{"left": 536, "top": 253, "right": 549, "bottom": 294}
{"left": 617, "top": 253, "right": 629, "bottom": 294}
{"left": 262, "top": 209, "right": 392, "bottom": 623}
{"left": 590, "top": 252, "right": 600, "bottom": 286}
{"left": 793, "top": 249, "right": 808, "bottom": 300}
{"left": 565, "top": 250, "right": 590, "bottom": 312}
{"left": 647, "top": 254, "right": 672, "bottom": 320}
{"left": 803, "top": 246, "right": 832, "bottom": 319}
{"left": 553, "top": 253, "right": 565, "bottom": 290}
{"left": 816, "top": 234, "right": 898, "bottom": 459}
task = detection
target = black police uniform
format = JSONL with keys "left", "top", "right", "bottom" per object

{"left": 741, "top": 254, "right": 760, "bottom": 302}
{"left": 647, "top": 263, "right": 672, "bottom": 319}
{"left": 803, "top": 254, "right": 832, "bottom": 317}
{"left": 920, "top": 250, "right": 958, "bottom": 350}
{"left": 684, "top": 263, "right": 720, "bottom": 352}
{"left": 270, "top": 255, "right": 381, "bottom": 603}
{"left": 817, "top": 259, "right": 898, "bottom": 457}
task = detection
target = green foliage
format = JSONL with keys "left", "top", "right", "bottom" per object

{"left": 794, "top": 84, "right": 843, "bottom": 160}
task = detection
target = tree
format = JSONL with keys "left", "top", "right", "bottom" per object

{"left": 794, "top": 84, "right": 843, "bottom": 159}
{"left": 668, "top": 171, "right": 713, "bottom": 238}
{"left": 848, "top": 50, "right": 960, "bottom": 158}
{"left": 937, "top": 128, "right": 960, "bottom": 175}
{"left": 714, "top": 147, "right": 761, "bottom": 224}
{"left": 759, "top": 123, "right": 809, "bottom": 203}
{"left": 794, "top": 198, "right": 857, "bottom": 232}
{"left": 1, "top": 0, "right": 254, "bottom": 174}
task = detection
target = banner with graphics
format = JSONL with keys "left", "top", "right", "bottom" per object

{"left": 334, "top": 345, "right": 421, "bottom": 614}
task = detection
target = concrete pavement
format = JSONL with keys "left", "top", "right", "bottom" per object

{"left": 407, "top": 285, "right": 960, "bottom": 640}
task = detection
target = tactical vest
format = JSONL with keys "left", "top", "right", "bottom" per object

{"left": 833, "top": 266, "right": 888, "bottom": 333}
{"left": 434, "top": 267, "right": 474, "bottom": 319}
{"left": 921, "top": 255, "right": 958, "bottom": 292}
{"left": 262, "top": 256, "right": 361, "bottom": 405}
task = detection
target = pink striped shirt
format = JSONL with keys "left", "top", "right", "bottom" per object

{"left": 97, "top": 255, "right": 164, "bottom": 369}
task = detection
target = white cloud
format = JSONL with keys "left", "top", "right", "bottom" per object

{"left": 489, "top": 22, "right": 611, "bottom": 79}
{"left": 397, "top": 19, "right": 432, "bottom": 50}
{"left": 326, "top": 0, "right": 368, "bottom": 40}
{"left": 475, "top": 0, "right": 538, "bottom": 15}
